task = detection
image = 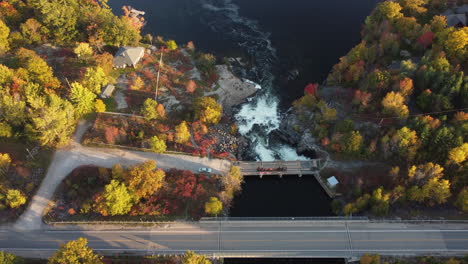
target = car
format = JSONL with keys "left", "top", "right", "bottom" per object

{"left": 198, "top": 167, "right": 212, "bottom": 173}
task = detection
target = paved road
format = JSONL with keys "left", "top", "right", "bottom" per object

{"left": 2, "top": 221, "right": 468, "bottom": 258}
{"left": 14, "top": 121, "right": 231, "bottom": 230}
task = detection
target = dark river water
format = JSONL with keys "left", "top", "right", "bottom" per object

{"left": 107, "top": 1, "right": 377, "bottom": 262}
{"left": 109, "top": 0, "right": 376, "bottom": 219}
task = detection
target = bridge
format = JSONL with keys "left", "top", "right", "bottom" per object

{"left": 235, "top": 160, "right": 335, "bottom": 198}
{"left": 1, "top": 220, "right": 467, "bottom": 259}
{"left": 236, "top": 160, "right": 321, "bottom": 177}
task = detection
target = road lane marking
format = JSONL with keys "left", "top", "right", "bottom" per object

{"left": 1, "top": 248, "right": 467, "bottom": 252}
{"left": 2, "top": 238, "right": 468, "bottom": 243}
{"left": 43, "top": 229, "right": 468, "bottom": 234}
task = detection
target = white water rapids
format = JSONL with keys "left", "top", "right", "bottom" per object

{"left": 200, "top": 0, "right": 308, "bottom": 161}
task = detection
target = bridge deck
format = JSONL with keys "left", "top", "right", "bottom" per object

{"left": 236, "top": 160, "right": 320, "bottom": 176}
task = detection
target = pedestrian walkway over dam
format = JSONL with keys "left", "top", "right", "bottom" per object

{"left": 235, "top": 160, "right": 321, "bottom": 177}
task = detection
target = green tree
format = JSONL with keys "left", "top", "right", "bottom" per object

{"left": 30, "top": 0, "right": 79, "bottom": 43}
{"left": 397, "top": 0, "right": 427, "bottom": 16}
{"left": 48, "top": 238, "right": 103, "bottom": 264}
{"left": 94, "top": 99, "right": 106, "bottom": 113}
{"left": 181, "top": 251, "right": 212, "bottom": 264}
{"left": 6, "top": 189, "right": 26, "bottom": 208}
{"left": 123, "top": 161, "right": 165, "bottom": 199}
{"left": 431, "top": 15, "right": 447, "bottom": 33}
{"left": 26, "top": 94, "right": 76, "bottom": 147}
{"left": 70, "top": 82, "right": 97, "bottom": 116}
{"left": 16, "top": 48, "right": 60, "bottom": 89}
{"left": 422, "top": 177, "right": 451, "bottom": 205}
{"left": 382, "top": 92, "right": 409, "bottom": 119}
{"left": 204, "top": 197, "right": 222, "bottom": 216}
{"left": 82, "top": 67, "right": 108, "bottom": 93}
{"left": 141, "top": 98, "right": 159, "bottom": 121}
{"left": 0, "top": 19, "right": 10, "bottom": 54}
{"left": 101, "top": 16, "right": 141, "bottom": 46}
{"left": 372, "top": 1, "right": 403, "bottom": 22}
{"left": 391, "top": 127, "right": 420, "bottom": 161}
{"left": 95, "top": 180, "right": 133, "bottom": 216}
{"left": 166, "top": 40, "right": 178, "bottom": 50}
{"left": 0, "top": 251, "right": 25, "bottom": 264}
{"left": 0, "top": 64, "right": 13, "bottom": 85}
{"left": 74, "top": 42, "right": 93, "bottom": 58}
{"left": 344, "top": 131, "right": 363, "bottom": 154}
{"left": 111, "top": 164, "right": 125, "bottom": 181}
{"left": 194, "top": 97, "right": 223, "bottom": 125}
{"left": 20, "top": 18, "right": 44, "bottom": 45}
{"left": 150, "top": 136, "right": 167, "bottom": 153}
{"left": 175, "top": 121, "right": 191, "bottom": 144}
{"left": 0, "top": 91, "right": 27, "bottom": 127}
{"left": 0, "top": 122, "right": 12, "bottom": 138}
{"left": 455, "top": 188, "right": 468, "bottom": 213}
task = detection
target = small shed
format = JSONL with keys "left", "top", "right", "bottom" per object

{"left": 100, "top": 84, "right": 115, "bottom": 99}
{"left": 327, "top": 176, "right": 339, "bottom": 188}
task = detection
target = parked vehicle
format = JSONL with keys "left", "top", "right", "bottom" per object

{"left": 198, "top": 167, "right": 212, "bottom": 173}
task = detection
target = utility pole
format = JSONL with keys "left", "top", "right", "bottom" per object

{"left": 155, "top": 51, "right": 163, "bottom": 102}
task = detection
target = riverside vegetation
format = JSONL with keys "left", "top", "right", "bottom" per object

{"left": 0, "top": 0, "right": 246, "bottom": 221}
{"left": 46, "top": 162, "right": 242, "bottom": 221}
{"left": 292, "top": 0, "right": 467, "bottom": 217}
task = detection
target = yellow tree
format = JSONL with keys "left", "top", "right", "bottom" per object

{"left": 204, "top": 197, "right": 223, "bottom": 216}
{"left": 443, "top": 28, "right": 467, "bottom": 60}
{"left": 448, "top": 143, "right": 468, "bottom": 164}
{"left": 123, "top": 161, "right": 165, "bottom": 199}
{"left": 0, "top": 19, "right": 10, "bottom": 54}
{"left": 94, "top": 99, "right": 106, "bottom": 113}
{"left": 175, "top": 121, "right": 191, "bottom": 144}
{"left": 6, "top": 189, "right": 27, "bottom": 208}
{"left": 74, "top": 42, "right": 93, "bottom": 59}
{"left": 391, "top": 127, "right": 420, "bottom": 161}
{"left": 382, "top": 91, "right": 409, "bottom": 119}
{"left": 194, "top": 97, "right": 223, "bottom": 125}
{"left": 48, "top": 238, "right": 103, "bottom": 264}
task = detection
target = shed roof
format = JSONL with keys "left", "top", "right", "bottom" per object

{"left": 327, "top": 176, "right": 339, "bottom": 187}
{"left": 101, "top": 84, "right": 115, "bottom": 98}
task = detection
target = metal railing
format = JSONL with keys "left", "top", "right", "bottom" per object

{"left": 200, "top": 216, "right": 369, "bottom": 222}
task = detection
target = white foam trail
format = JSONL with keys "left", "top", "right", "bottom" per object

{"left": 235, "top": 95, "right": 280, "bottom": 135}
{"left": 244, "top": 79, "right": 262, "bottom": 89}
{"left": 275, "top": 145, "right": 309, "bottom": 161}
{"left": 254, "top": 141, "right": 276, "bottom": 161}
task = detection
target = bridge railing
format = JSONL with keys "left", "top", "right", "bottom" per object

{"left": 200, "top": 216, "right": 369, "bottom": 222}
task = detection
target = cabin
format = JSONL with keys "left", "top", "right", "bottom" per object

{"left": 113, "top": 47, "right": 145, "bottom": 68}
{"left": 100, "top": 84, "right": 115, "bottom": 99}
{"left": 446, "top": 14, "right": 467, "bottom": 27}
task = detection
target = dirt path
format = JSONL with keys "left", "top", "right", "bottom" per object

{"left": 13, "top": 122, "right": 231, "bottom": 230}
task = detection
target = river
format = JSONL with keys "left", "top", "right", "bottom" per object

{"left": 108, "top": 0, "right": 379, "bottom": 162}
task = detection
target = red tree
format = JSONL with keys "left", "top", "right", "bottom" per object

{"left": 304, "top": 83, "right": 318, "bottom": 95}
{"left": 417, "top": 31, "right": 434, "bottom": 49}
